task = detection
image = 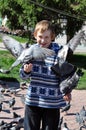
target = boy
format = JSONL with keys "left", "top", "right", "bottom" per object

{"left": 20, "top": 20, "right": 71, "bottom": 130}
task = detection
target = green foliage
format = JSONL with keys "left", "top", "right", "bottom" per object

{"left": 0, "top": 0, "right": 85, "bottom": 40}
{"left": 70, "top": 0, "right": 86, "bottom": 14}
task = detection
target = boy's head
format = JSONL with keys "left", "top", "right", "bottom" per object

{"left": 34, "top": 20, "right": 55, "bottom": 48}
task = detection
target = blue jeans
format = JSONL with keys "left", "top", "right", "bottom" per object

{"left": 24, "top": 105, "right": 60, "bottom": 130}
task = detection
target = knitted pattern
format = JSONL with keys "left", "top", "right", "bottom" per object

{"left": 20, "top": 43, "right": 66, "bottom": 108}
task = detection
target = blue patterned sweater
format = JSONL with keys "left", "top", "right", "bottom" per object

{"left": 20, "top": 43, "right": 66, "bottom": 108}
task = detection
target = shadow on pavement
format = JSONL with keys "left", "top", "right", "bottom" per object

{"left": 0, "top": 77, "right": 20, "bottom": 89}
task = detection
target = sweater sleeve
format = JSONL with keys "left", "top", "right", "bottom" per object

{"left": 19, "top": 65, "right": 31, "bottom": 80}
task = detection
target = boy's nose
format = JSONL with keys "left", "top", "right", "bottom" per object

{"left": 41, "top": 39, "right": 45, "bottom": 43}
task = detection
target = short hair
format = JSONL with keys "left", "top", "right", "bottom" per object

{"left": 34, "top": 20, "right": 55, "bottom": 41}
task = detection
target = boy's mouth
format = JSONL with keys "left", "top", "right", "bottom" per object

{"left": 40, "top": 43, "right": 47, "bottom": 47}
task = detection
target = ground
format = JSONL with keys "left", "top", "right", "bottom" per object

{"left": 61, "top": 89, "right": 86, "bottom": 130}
{"left": 0, "top": 81, "right": 86, "bottom": 130}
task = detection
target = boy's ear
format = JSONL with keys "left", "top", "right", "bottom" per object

{"left": 51, "top": 34, "right": 55, "bottom": 41}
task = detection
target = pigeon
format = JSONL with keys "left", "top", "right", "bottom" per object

{"left": 0, "top": 120, "right": 5, "bottom": 126}
{"left": 8, "top": 97, "right": 15, "bottom": 108}
{"left": 75, "top": 106, "right": 86, "bottom": 126}
{"left": 0, "top": 87, "right": 5, "bottom": 93}
{"left": 79, "top": 106, "right": 86, "bottom": 117}
{"left": 10, "top": 126, "right": 16, "bottom": 130}
{"left": 0, "top": 93, "right": 5, "bottom": 102}
{"left": 6, "top": 88, "right": 21, "bottom": 95}
{"left": 80, "top": 125, "right": 86, "bottom": 130}
{"left": 10, "top": 117, "right": 24, "bottom": 130}
{"left": 15, "top": 117, "right": 24, "bottom": 129}
{"left": 61, "top": 102, "right": 71, "bottom": 114}
{"left": 0, "top": 68, "right": 11, "bottom": 74}
{"left": 75, "top": 112, "right": 85, "bottom": 125}
{"left": 62, "top": 122, "right": 69, "bottom": 130}
{"left": 75, "top": 113, "right": 82, "bottom": 124}
{"left": 0, "top": 102, "right": 3, "bottom": 112}
{"left": 20, "top": 94, "right": 25, "bottom": 105}
{"left": 59, "top": 68, "right": 84, "bottom": 95}
{"left": 9, "top": 44, "right": 55, "bottom": 69}
{"left": 20, "top": 82, "right": 28, "bottom": 89}
{"left": 1, "top": 34, "right": 55, "bottom": 73}
{"left": 51, "top": 31, "right": 85, "bottom": 95}
{"left": 13, "top": 112, "right": 21, "bottom": 118}
{"left": 58, "top": 116, "right": 63, "bottom": 130}
{"left": 0, "top": 121, "right": 13, "bottom": 129}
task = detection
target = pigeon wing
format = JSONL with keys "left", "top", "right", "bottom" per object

{"left": 40, "top": 47, "right": 55, "bottom": 58}
{"left": 67, "top": 30, "right": 85, "bottom": 52}
{"left": 31, "top": 45, "right": 55, "bottom": 60}
{"left": 2, "top": 34, "right": 24, "bottom": 58}
{"left": 11, "top": 47, "right": 33, "bottom": 68}
{"left": 57, "top": 30, "right": 85, "bottom": 62}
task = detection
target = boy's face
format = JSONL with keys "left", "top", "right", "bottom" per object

{"left": 35, "top": 30, "right": 52, "bottom": 48}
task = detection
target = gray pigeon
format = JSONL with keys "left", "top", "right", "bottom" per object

{"left": 61, "top": 102, "right": 71, "bottom": 114}
{"left": 79, "top": 106, "right": 86, "bottom": 117}
{"left": 6, "top": 88, "right": 21, "bottom": 95}
{"left": 62, "top": 122, "right": 69, "bottom": 130}
{"left": 0, "top": 102, "right": 3, "bottom": 112}
{"left": 75, "top": 113, "right": 83, "bottom": 125}
{"left": 20, "top": 94, "right": 25, "bottom": 105}
{"left": 58, "top": 68, "right": 84, "bottom": 95}
{"left": 10, "top": 44, "right": 55, "bottom": 69}
{"left": 80, "top": 125, "right": 86, "bottom": 130}
{"left": 58, "top": 116, "right": 63, "bottom": 130}
{"left": 51, "top": 30, "right": 85, "bottom": 95}
{"left": 75, "top": 106, "right": 86, "bottom": 126}
{"left": 8, "top": 97, "right": 15, "bottom": 108}
{"left": 1, "top": 35, "right": 55, "bottom": 73}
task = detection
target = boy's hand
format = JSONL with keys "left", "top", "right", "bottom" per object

{"left": 24, "top": 63, "right": 33, "bottom": 73}
{"left": 63, "top": 93, "right": 71, "bottom": 102}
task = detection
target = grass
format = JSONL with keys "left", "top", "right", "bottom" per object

{"left": 0, "top": 50, "right": 25, "bottom": 83}
{"left": 70, "top": 53, "right": 86, "bottom": 90}
{"left": 0, "top": 34, "right": 28, "bottom": 43}
{"left": 11, "top": 35, "right": 28, "bottom": 43}
{"left": 0, "top": 50, "right": 86, "bottom": 89}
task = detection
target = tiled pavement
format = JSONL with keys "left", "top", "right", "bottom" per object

{"left": 61, "top": 89, "right": 86, "bottom": 130}
{"left": 0, "top": 82, "right": 86, "bottom": 130}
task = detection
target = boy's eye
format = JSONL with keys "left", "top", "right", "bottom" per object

{"left": 39, "top": 36, "right": 42, "bottom": 39}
